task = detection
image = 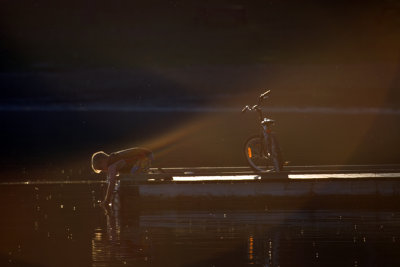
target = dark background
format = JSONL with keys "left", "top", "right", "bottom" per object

{"left": 1, "top": 0, "right": 400, "bottom": 180}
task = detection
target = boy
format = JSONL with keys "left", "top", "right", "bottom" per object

{"left": 91, "top": 147, "right": 153, "bottom": 206}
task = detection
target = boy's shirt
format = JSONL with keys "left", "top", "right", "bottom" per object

{"left": 107, "top": 147, "right": 152, "bottom": 174}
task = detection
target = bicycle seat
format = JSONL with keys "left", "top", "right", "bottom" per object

{"left": 261, "top": 118, "right": 275, "bottom": 125}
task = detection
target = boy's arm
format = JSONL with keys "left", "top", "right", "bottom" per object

{"left": 103, "top": 160, "right": 126, "bottom": 204}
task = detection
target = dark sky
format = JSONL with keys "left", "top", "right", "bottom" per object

{"left": 1, "top": 0, "right": 399, "bottom": 107}
{"left": 1, "top": 0, "right": 399, "bottom": 105}
{"left": 2, "top": 0, "right": 399, "bottom": 68}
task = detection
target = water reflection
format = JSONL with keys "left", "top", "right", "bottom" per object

{"left": 92, "top": 194, "right": 149, "bottom": 266}
{"left": 1, "top": 184, "right": 400, "bottom": 266}
{"left": 104, "top": 206, "right": 400, "bottom": 267}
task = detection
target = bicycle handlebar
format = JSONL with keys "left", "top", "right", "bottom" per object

{"left": 242, "top": 90, "right": 271, "bottom": 112}
{"left": 241, "top": 104, "right": 261, "bottom": 113}
{"left": 259, "top": 90, "right": 270, "bottom": 103}
{"left": 241, "top": 105, "right": 251, "bottom": 113}
{"left": 242, "top": 90, "right": 271, "bottom": 120}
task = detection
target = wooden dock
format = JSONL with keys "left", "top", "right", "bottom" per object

{"left": 117, "top": 165, "right": 400, "bottom": 207}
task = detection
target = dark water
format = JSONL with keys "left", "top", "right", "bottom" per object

{"left": 1, "top": 183, "right": 400, "bottom": 267}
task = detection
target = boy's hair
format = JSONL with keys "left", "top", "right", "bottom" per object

{"left": 91, "top": 151, "right": 109, "bottom": 173}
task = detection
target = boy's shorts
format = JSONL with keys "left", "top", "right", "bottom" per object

{"left": 130, "top": 153, "right": 154, "bottom": 174}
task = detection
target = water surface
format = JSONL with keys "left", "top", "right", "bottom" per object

{"left": 1, "top": 183, "right": 400, "bottom": 266}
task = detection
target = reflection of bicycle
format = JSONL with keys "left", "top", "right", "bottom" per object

{"left": 242, "top": 90, "right": 283, "bottom": 172}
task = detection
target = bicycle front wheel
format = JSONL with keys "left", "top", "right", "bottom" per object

{"left": 244, "top": 135, "right": 271, "bottom": 172}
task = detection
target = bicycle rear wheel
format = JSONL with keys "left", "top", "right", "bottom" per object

{"left": 244, "top": 134, "right": 283, "bottom": 172}
{"left": 244, "top": 135, "right": 270, "bottom": 172}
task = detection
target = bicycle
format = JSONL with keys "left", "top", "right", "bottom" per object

{"left": 242, "top": 90, "right": 283, "bottom": 172}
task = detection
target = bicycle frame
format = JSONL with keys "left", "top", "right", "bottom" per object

{"left": 260, "top": 117, "right": 275, "bottom": 157}
{"left": 242, "top": 98, "right": 275, "bottom": 157}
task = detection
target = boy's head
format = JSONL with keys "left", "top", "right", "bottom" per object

{"left": 91, "top": 151, "right": 109, "bottom": 173}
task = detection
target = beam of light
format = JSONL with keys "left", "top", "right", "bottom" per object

{"left": 138, "top": 113, "right": 226, "bottom": 164}
{"left": 142, "top": 116, "right": 210, "bottom": 159}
